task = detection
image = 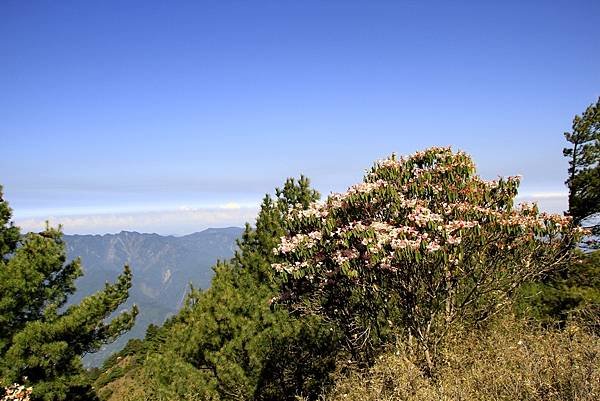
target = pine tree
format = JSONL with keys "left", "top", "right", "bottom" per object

{"left": 516, "top": 99, "right": 600, "bottom": 324}
{"left": 564, "top": 97, "right": 600, "bottom": 234}
{"left": 557, "top": 98, "right": 600, "bottom": 322}
{"left": 164, "top": 176, "right": 336, "bottom": 400}
{"left": 95, "top": 177, "right": 338, "bottom": 401}
{"left": 0, "top": 186, "right": 138, "bottom": 401}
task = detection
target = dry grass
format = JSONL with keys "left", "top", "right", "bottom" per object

{"left": 326, "top": 316, "right": 600, "bottom": 401}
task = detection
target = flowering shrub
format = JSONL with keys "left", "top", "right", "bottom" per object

{"left": 1, "top": 383, "right": 32, "bottom": 401}
{"left": 273, "top": 147, "right": 585, "bottom": 370}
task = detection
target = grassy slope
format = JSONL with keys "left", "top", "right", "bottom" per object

{"left": 326, "top": 315, "right": 599, "bottom": 401}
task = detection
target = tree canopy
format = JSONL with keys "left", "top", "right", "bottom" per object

{"left": 564, "top": 97, "right": 600, "bottom": 235}
{"left": 93, "top": 177, "right": 338, "bottom": 401}
{"left": 0, "top": 186, "right": 137, "bottom": 401}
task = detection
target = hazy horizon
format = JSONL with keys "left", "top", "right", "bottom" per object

{"left": 12, "top": 188, "right": 568, "bottom": 236}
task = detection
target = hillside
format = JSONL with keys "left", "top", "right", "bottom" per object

{"left": 64, "top": 227, "right": 243, "bottom": 366}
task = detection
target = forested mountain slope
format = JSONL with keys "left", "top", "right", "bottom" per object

{"left": 64, "top": 228, "right": 243, "bottom": 365}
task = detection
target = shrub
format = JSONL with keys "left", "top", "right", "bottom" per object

{"left": 273, "top": 147, "right": 585, "bottom": 371}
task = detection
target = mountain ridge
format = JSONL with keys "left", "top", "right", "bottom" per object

{"left": 64, "top": 227, "right": 244, "bottom": 366}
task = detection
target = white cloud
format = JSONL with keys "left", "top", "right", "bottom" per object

{"left": 15, "top": 207, "right": 259, "bottom": 236}
{"left": 14, "top": 191, "right": 570, "bottom": 236}
{"left": 219, "top": 202, "right": 242, "bottom": 210}
{"left": 527, "top": 191, "right": 568, "bottom": 199}
{"left": 516, "top": 192, "right": 568, "bottom": 214}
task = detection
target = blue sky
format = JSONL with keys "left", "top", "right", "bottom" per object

{"left": 1, "top": 0, "right": 599, "bottom": 234}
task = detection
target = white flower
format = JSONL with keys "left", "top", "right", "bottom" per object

{"left": 447, "top": 236, "right": 462, "bottom": 245}
{"left": 426, "top": 241, "right": 441, "bottom": 253}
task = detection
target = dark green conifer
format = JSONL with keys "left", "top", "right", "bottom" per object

{"left": 99, "top": 177, "right": 338, "bottom": 401}
{"left": 518, "top": 99, "right": 600, "bottom": 324}
{"left": 168, "top": 176, "right": 336, "bottom": 400}
{"left": 0, "top": 186, "right": 137, "bottom": 401}
{"left": 564, "top": 97, "right": 600, "bottom": 234}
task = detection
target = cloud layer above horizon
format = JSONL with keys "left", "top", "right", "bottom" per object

{"left": 13, "top": 192, "right": 567, "bottom": 236}
{"left": 15, "top": 206, "right": 259, "bottom": 236}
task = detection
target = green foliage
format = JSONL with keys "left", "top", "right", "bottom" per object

{"left": 0, "top": 228, "right": 81, "bottom": 355}
{"left": 164, "top": 177, "right": 337, "bottom": 400}
{"left": 0, "top": 187, "right": 137, "bottom": 401}
{"left": 88, "top": 148, "right": 596, "bottom": 400}
{"left": 518, "top": 250, "right": 600, "bottom": 327}
{"left": 0, "top": 186, "right": 20, "bottom": 262}
{"left": 274, "top": 148, "right": 583, "bottom": 371}
{"left": 96, "top": 177, "right": 338, "bottom": 401}
{"left": 564, "top": 97, "right": 600, "bottom": 235}
{"left": 517, "top": 100, "right": 600, "bottom": 325}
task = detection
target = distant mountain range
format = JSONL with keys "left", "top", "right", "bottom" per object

{"left": 64, "top": 227, "right": 244, "bottom": 366}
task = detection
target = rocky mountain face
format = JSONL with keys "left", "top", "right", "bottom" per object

{"left": 64, "top": 227, "right": 243, "bottom": 366}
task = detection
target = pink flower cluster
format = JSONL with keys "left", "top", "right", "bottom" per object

{"left": 272, "top": 261, "right": 310, "bottom": 274}
{"left": 1, "top": 384, "right": 32, "bottom": 401}
{"left": 272, "top": 148, "right": 583, "bottom": 279}
{"left": 346, "top": 179, "right": 388, "bottom": 196}
{"left": 275, "top": 230, "right": 323, "bottom": 255}
{"left": 407, "top": 206, "right": 444, "bottom": 227}
{"left": 289, "top": 202, "right": 329, "bottom": 219}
